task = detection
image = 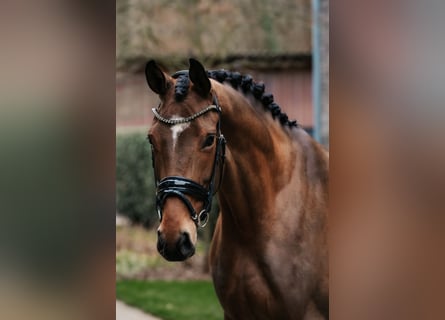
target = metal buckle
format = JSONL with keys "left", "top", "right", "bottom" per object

{"left": 190, "top": 211, "right": 198, "bottom": 223}
{"left": 156, "top": 204, "right": 163, "bottom": 221}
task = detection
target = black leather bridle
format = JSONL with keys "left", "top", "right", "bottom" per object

{"left": 150, "top": 76, "right": 226, "bottom": 227}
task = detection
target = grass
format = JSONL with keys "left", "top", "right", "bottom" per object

{"left": 116, "top": 279, "right": 224, "bottom": 320}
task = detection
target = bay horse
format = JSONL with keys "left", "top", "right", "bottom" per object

{"left": 145, "top": 59, "right": 329, "bottom": 319}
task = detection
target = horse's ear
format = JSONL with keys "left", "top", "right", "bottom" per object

{"left": 189, "top": 58, "right": 211, "bottom": 97}
{"left": 145, "top": 60, "right": 167, "bottom": 95}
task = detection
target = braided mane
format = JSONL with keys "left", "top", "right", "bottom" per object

{"left": 173, "top": 70, "right": 298, "bottom": 128}
{"left": 174, "top": 75, "right": 189, "bottom": 101}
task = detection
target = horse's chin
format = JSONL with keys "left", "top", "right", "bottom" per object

{"left": 161, "top": 248, "right": 195, "bottom": 262}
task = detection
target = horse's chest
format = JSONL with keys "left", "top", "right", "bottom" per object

{"left": 211, "top": 252, "right": 291, "bottom": 320}
{"left": 210, "top": 237, "right": 319, "bottom": 320}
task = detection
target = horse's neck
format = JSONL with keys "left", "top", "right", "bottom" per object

{"left": 215, "top": 84, "right": 306, "bottom": 238}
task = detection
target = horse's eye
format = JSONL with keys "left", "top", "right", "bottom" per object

{"left": 202, "top": 135, "right": 215, "bottom": 149}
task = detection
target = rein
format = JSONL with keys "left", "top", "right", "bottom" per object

{"left": 150, "top": 92, "right": 226, "bottom": 228}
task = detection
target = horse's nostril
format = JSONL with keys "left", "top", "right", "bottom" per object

{"left": 178, "top": 232, "right": 195, "bottom": 257}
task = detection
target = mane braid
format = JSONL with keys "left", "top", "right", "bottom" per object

{"left": 175, "top": 75, "right": 190, "bottom": 101}
{"left": 169, "top": 69, "right": 298, "bottom": 128}
{"left": 207, "top": 70, "right": 298, "bottom": 128}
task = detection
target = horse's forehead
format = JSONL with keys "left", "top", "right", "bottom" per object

{"left": 151, "top": 108, "right": 197, "bottom": 138}
{"left": 151, "top": 93, "right": 216, "bottom": 139}
{"left": 169, "top": 115, "right": 191, "bottom": 150}
{"left": 161, "top": 95, "right": 202, "bottom": 116}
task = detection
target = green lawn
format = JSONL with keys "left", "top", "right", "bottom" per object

{"left": 116, "top": 280, "right": 224, "bottom": 320}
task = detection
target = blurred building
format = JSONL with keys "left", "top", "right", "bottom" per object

{"left": 116, "top": 0, "right": 328, "bottom": 141}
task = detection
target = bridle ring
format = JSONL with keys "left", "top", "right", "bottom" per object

{"left": 197, "top": 210, "right": 209, "bottom": 228}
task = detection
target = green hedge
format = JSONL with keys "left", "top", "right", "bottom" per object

{"left": 116, "top": 132, "right": 157, "bottom": 227}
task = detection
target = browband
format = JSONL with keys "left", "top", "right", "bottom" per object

{"left": 152, "top": 104, "right": 219, "bottom": 125}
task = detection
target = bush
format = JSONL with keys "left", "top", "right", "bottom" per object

{"left": 116, "top": 132, "right": 157, "bottom": 227}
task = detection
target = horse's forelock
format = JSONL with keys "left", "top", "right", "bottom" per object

{"left": 174, "top": 75, "right": 190, "bottom": 101}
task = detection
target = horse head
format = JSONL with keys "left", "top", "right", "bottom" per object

{"left": 145, "top": 59, "right": 225, "bottom": 261}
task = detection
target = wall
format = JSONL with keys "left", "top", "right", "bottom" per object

{"left": 116, "top": 69, "right": 313, "bottom": 129}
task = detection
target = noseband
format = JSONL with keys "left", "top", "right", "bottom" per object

{"left": 150, "top": 85, "right": 226, "bottom": 228}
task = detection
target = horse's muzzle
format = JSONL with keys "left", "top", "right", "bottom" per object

{"left": 157, "top": 231, "right": 195, "bottom": 261}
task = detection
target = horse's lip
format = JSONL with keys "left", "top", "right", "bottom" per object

{"left": 160, "top": 248, "right": 195, "bottom": 262}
